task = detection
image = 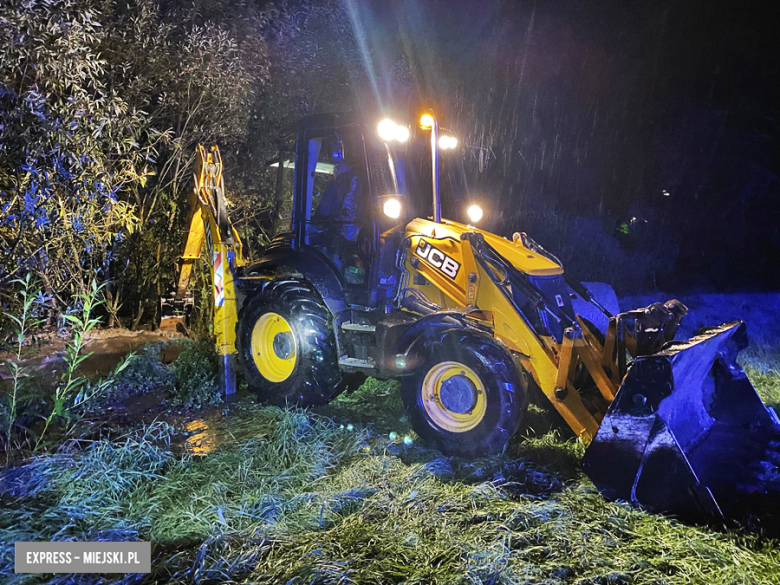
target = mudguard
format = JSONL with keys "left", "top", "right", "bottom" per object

{"left": 390, "top": 311, "right": 491, "bottom": 375}
{"left": 239, "top": 244, "right": 347, "bottom": 317}
{"left": 583, "top": 321, "right": 780, "bottom": 522}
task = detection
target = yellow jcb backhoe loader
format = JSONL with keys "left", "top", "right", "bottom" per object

{"left": 162, "top": 112, "right": 780, "bottom": 524}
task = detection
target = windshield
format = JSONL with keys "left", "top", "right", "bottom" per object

{"left": 270, "top": 124, "right": 472, "bottom": 239}
{"left": 389, "top": 135, "right": 470, "bottom": 220}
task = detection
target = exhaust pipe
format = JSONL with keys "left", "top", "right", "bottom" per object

{"left": 421, "top": 110, "right": 441, "bottom": 223}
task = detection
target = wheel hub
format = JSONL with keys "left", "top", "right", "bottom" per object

{"left": 421, "top": 361, "right": 487, "bottom": 433}
{"left": 251, "top": 312, "right": 297, "bottom": 383}
{"left": 272, "top": 331, "right": 294, "bottom": 359}
{"left": 439, "top": 373, "right": 477, "bottom": 414}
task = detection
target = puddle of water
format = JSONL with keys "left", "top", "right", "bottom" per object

{"left": 180, "top": 411, "right": 241, "bottom": 456}
{"left": 183, "top": 418, "right": 223, "bottom": 455}
{"left": 179, "top": 406, "right": 271, "bottom": 456}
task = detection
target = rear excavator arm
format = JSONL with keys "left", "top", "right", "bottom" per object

{"left": 160, "top": 144, "right": 245, "bottom": 398}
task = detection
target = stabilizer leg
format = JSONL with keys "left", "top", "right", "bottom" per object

{"left": 220, "top": 353, "right": 238, "bottom": 403}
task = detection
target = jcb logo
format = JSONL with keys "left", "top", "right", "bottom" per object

{"left": 415, "top": 241, "right": 461, "bottom": 279}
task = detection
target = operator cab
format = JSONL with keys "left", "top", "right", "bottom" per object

{"left": 268, "top": 112, "right": 468, "bottom": 308}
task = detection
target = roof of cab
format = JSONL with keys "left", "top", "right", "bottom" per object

{"left": 279, "top": 112, "right": 365, "bottom": 137}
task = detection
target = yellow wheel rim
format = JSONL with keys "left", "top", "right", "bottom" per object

{"left": 251, "top": 312, "right": 297, "bottom": 383}
{"left": 421, "top": 361, "right": 487, "bottom": 433}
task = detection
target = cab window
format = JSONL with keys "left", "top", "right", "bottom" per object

{"left": 303, "top": 127, "right": 370, "bottom": 284}
{"left": 271, "top": 142, "right": 295, "bottom": 238}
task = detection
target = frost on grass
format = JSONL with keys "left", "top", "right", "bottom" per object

{"left": 3, "top": 296, "right": 780, "bottom": 583}
{"left": 2, "top": 398, "right": 780, "bottom": 584}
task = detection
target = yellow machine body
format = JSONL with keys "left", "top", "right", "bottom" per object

{"left": 399, "top": 217, "right": 612, "bottom": 442}
{"left": 162, "top": 145, "right": 246, "bottom": 396}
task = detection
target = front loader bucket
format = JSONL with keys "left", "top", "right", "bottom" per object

{"left": 583, "top": 322, "right": 780, "bottom": 523}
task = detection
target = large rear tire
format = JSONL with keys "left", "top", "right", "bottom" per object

{"left": 401, "top": 330, "right": 528, "bottom": 458}
{"left": 236, "top": 279, "right": 342, "bottom": 407}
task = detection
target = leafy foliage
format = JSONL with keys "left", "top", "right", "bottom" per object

{"left": 0, "top": 274, "right": 45, "bottom": 455}
{"left": 112, "top": 344, "right": 176, "bottom": 396}
{"left": 34, "top": 280, "right": 133, "bottom": 451}
{"left": 111, "top": 338, "right": 221, "bottom": 408}
{"left": 1, "top": 276, "right": 132, "bottom": 455}
{"left": 0, "top": 0, "right": 147, "bottom": 301}
{"left": 171, "top": 339, "right": 221, "bottom": 409}
{"left": 0, "top": 0, "right": 278, "bottom": 320}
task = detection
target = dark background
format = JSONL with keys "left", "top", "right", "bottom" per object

{"left": 335, "top": 0, "right": 780, "bottom": 292}
{"left": 2, "top": 0, "right": 779, "bottom": 324}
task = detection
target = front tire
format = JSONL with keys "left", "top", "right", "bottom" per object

{"left": 237, "top": 279, "right": 342, "bottom": 407}
{"left": 401, "top": 330, "right": 528, "bottom": 458}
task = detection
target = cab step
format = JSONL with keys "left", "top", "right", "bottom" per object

{"left": 339, "top": 357, "right": 376, "bottom": 371}
{"left": 341, "top": 321, "right": 377, "bottom": 333}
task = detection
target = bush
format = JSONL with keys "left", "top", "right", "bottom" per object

{"left": 113, "top": 344, "right": 176, "bottom": 396}
{"left": 171, "top": 339, "right": 222, "bottom": 409}
{"left": 109, "top": 338, "right": 222, "bottom": 409}
{"left": 0, "top": 0, "right": 147, "bottom": 298}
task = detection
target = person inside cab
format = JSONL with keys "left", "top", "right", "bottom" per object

{"left": 307, "top": 133, "right": 368, "bottom": 283}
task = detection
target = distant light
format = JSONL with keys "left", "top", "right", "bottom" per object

{"left": 389, "top": 431, "right": 398, "bottom": 441}
{"left": 378, "top": 119, "right": 397, "bottom": 142}
{"left": 394, "top": 125, "right": 410, "bottom": 143}
{"left": 663, "top": 190, "right": 671, "bottom": 197}
{"left": 420, "top": 113, "right": 434, "bottom": 129}
{"left": 383, "top": 197, "right": 402, "bottom": 219}
{"left": 467, "top": 204, "right": 483, "bottom": 223}
{"left": 403, "top": 435, "right": 414, "bottom": 445}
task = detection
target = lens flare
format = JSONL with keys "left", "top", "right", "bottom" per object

{"left": 467, "top": 204, "right": 483, "bottom": 223}
{"left": 378, "top": 119, "right": 397, "bottom": 142}
{"left": 383, "top": 197, "right": 402, "bottom": 219}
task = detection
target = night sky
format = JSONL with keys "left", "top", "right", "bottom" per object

{"left": 340, "top": 1, "right": 780, "bottom": 290}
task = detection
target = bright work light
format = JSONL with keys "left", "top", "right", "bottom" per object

{"left": 378, "top": 119, "right": 397, "bottom": 142}
{"left": 378, "top": 119, "right": 410, "bottom": 143}
{"left": 383, "top": 197, "right": 402, "bottom": 219}
{"left": 467, "top": 204, "right": 483, "bottom": 223}
{"left": 439, "top": 135, "right": 458, "bottom": 150}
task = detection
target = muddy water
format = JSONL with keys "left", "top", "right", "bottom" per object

{"left": 175, "top": 396, "right": 269, "bottom": 457}
{"left": 0, "top": 328, "right": 186, "bottom": 388}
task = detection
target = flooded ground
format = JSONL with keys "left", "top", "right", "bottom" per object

{"left": 0, "top": 328, "right": 187, "bottom": 385}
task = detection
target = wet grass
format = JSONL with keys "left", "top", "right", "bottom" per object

{"left": 741, "top": 345, "right": 780, "bottom": 411}
{"left": 2, "top": 345, "right": 780, "bottom": 583}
